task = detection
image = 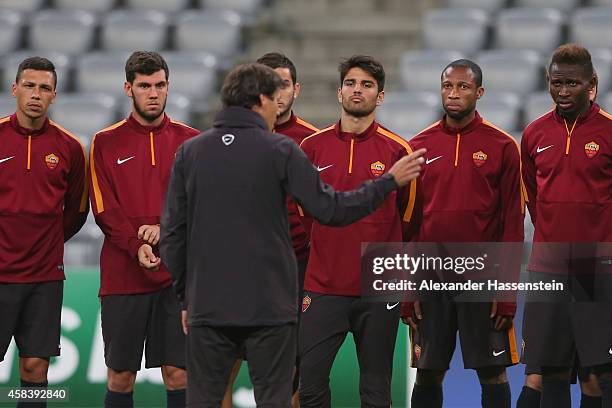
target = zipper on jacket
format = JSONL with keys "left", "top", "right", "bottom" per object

{"left": 348, "top": 136, "right": 355, "bottom": 174}
{"left": 26, "top": 135, "right": 32, "bottom": 170}
{"left": 454, "top": 133, "right": 461, "bottom": 167}
{"left": 149, "top": 131, "right": 156, "bottom": 166}
{"left": 563, "top": 119, "right": 577, "bottom": 155}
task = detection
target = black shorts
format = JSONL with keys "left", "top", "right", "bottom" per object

{"left": 409, "top": 301, "right": 519, "bottom": 370}
{"left": 187, "top": 323, "right": 296, "bottom": 407}
{"left": 298, "top": 292, "right": 399, "bottom": 407}
{"left": 101, "top": 286, "right": 185, "bottom": 372}
{"left": 0, "top": 281, "right": 63, "bottom": 361}
{"left": 521, "top": 300, "right": 612, "bottom": 369}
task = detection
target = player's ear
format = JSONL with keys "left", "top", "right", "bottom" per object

{"left": 376, "top": 89, "right": 384, "bottom": 106}
{"left": 293, "top": 82, "right": 301, "bottom": 99}
{"left": 124, "top": 81, "right": 133, "bottom": 97}
{"left": 476, "top": 86, "right": 484, "bottom": 100}
{"left": 337, "top": 88, "right": 342, "bottom": 104}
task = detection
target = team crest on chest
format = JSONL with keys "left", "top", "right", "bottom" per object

{"left": 370, "top": 161, "right": 385, "bottom": 177}
{"left": 302, "top": 295, "right": 311, "bottom": 312}
{"left": 472, "top": 150, "right": 488, "bottom": 167}
{"left": 584, "top": 141, "right": 600, "bottom": 159}
{"left": 45, "top": 153, "right": 59, "bottom": 170}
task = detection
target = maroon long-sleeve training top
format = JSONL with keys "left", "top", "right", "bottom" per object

{"left": 0, "top": 114, "right": 88, "bottom": 283}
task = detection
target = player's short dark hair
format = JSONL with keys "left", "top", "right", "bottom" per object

{"left": 220, "top": 63, "right": 283, "bottom": 109}
{"left": 442, "top": 59, "right": 483, "bottom": 87}
{"left": 549, "top": 43, "right": 594, "bottom": 79}
{"left": 256, "top": 52, "right": 297, "bottom": 84}
{"left": 16, "top": 56, "right": 57, "bottom": 88}
{"left": 125, "top": 51, "right": 169, "bottom": 83}
{"left": 339, "top": 55, "right": 385, "bottom": 92}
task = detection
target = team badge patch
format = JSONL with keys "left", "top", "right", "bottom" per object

{"left": 370, "top": 161, "right": 385, "bottom": 177}
{"left": 45, "top": 153, "right": 59, "bottom": 170}
{"left": 302, "top": 295, "right": 311, "bottom": 312}
{"left": 472, "top": 150, "right": 488, "bottom": 167}
{"left": 584, "top": 141, "right": 600, "bottom": 159}
{"left": 414, "top": 344, "right": 422, "bottom": 360}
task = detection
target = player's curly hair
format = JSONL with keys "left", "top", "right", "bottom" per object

{"left": 339, "top": 55, "right": 385, "bottom": 92}
{"left": 221, "top": 63, "right": 283, "bottom": 109}
{"left": 549, "top": 44, "right": 594, "bottom": 79}
{"left": 125, "top": 51, "right": 169, "bottom": 83}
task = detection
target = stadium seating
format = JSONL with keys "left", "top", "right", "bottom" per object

{"left": 54, "top": 0, "right": 116, "bottom": 13}
{"left": 524, "top": 92, "right": 553, "bottom": 126}
{"left": 101, "top": 10, "right": 169, "bottom": 51}
{"left": 377, "top": 91, "right": 441, "bottom": 138}
{"left": 174, "top": 10, "right": 243, "bottom": 63}
{"left": 591, "top": 48, "right": 612, "bottom": 94}
{"left": 0, "top": 95, "right": 15, "bottom": 118}
{"left": 50, "top": 93, "right": 118, "bottom": 143}
{"left": 75, "top": 51, "right": 132, "bottom": 96}
{"left": 200, "top": 0, "right": 264, "bottom": 17}
{"left": 29, "top": 10, "right": 97, "bottom": 55}
{"left": 423, "top": 8, "right": 489, "bottom": 54}
{"left": 0, "top": 10, "right": 22, "bottom": 54}
{"left": 476, "top": 49, "right": 543, "bottom": 95}
{"left": 570, "top": 7, "right": 612, "bottom": 50}
{"left": 477, "top": 91, "right": 521, "bottom": 132}
{"left": 126, "top": 0, "right": 191, "bottom": 13}
{"left": 2, "top": 51, "right": 72, "bottom": 92}
{"left": 495, "top": 8, "right": 564, "bottom": 54}
{"left": 515, "top": 0, "right": 580, "bottom": 12}
{"left": 162, "top": 52, "right": 218, "bottom": 100}
{"left": 399, "top": 50, "right": 465, "bottom": 92}
{"left": 446, "top": 0, "right": 507, "bottom": 13}
{"left": 0, "top": 0, "right": 44, "bottom": 13}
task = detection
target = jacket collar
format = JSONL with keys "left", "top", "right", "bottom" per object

{"left": 551, "top": 102, "right": 599, "bottom": 124}
{"left": 273, "top": 112, "right": 297, "bottom": 133}
{"left": 10, "top": 114, "right": 50, "bottom": 136}
{"left": 334, "top": 119, "right": 378, "bottom": 142}
{"left": 126, "top": 113, "right": 170, "bottom": 134}
{"left": 213, "top": 107, "right": 269, "bottom": 130}
{"left": 438, "top": 111, "right": 483, "bottom": 136}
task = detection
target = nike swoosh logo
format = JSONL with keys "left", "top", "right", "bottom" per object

{"left": 117, "top": 156, "right": 135, "bottom": 165}
{"left": 493, "top": 350, "right": 506, "bottom": 357}
{"left": 536, "top": 145, "right": 553, "bottom": 153}
{"left": 317, "top": 164, "right": 334, "bottom": 172}
{"left": 386, "top": 302, "right": 399, "bottom": 310}
{"left": 0, "top": 156, "right": 15, "bottom": 164}
{"left": 425, "top": 156, "right": 442, "bottom": 165}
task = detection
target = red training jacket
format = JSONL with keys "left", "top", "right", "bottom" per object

{"left": 522, "top": 103, "right": 612, "bottom": 274}
{"left": 299, "top": 120, "right": 422, "bottom": 296}
{"left": 0, "top": 114, "right": 88, "bottom": 283}
{"left": 89, "top": 114, "right": 199, "bottom": 296}
{"left": 274, "top": 112, "right": 318, "bottom": 261}
{"left": 405, "top": 112, "right": 525, "bottom": 316}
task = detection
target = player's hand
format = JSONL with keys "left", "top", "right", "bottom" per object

{"left": 402, "top": 301, "right": 422, "bottom": 330}
{"left": 138, "top": 224, "right": 160, "bottom": 246}
{"left": 138, "top": 244, "right": 161, "bottom": 271}
{"left": 490, "top": 301, "right": 513, "bottom": 331}
{"left": 181, "top": 310, "right": 188, "bottom": 335}
{"left": 388, "top": 148, "right": 426, "bottom": 187}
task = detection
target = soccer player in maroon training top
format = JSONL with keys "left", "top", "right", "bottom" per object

{"left": 0, "top": 57, "right": 88, "bottom": 406}
{"left": 298, "top": 55, "right": 422, "bottom": 408}
{"left": 403, "top": 59, "right": 524, "bottom": 408}
{"left": 520, "top": 44, "right": 612, "bottom": 408}
{"left": 89, "top": 52, "right": 199, "bottom": 408}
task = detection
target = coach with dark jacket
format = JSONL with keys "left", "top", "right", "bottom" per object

{"left": 158, "top": 63, "right": 425, "bottom": 407}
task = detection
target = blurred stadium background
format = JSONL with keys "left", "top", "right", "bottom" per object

{"left": 0, "top": 0, "right": 610, "bottom": 406}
